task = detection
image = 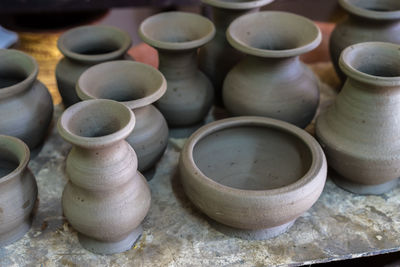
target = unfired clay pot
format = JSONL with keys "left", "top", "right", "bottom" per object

{"left": 223, "top": 12, "right": 322, "bottom": 128}
{"left": 0, "top": 135, "right": 37, "bottom": 246}
{"left": 316, "top": 42, "right": 400, "bottom": 195}
{"left": 179, "top": 116, "right": 327, "bottom": 239}
{"left": 330, "top": 0, "right": 400, "bottom": 82}
{"left": 139, "top": 12, "right": 215, "bottom": 126}
{"left": 56, "top": 25, "right": 132, "bottom": 107}
{"left": 77, "top": 61, "right": 169, "bottom": 172}
{"left": 198, "top": 0, "right": 275, "bottom": 106}
{"left": 0, "top": 49, "right": 54, "bottom": 150}
{"left": 58, "top": 99, "right": 151, "bottom": 254}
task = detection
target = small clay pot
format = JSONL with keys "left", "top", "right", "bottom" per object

{"left": 198, "top": 0, "right": 275, "bottom": 106}
{"left": 223, "top": 11, "right": 322, "bottom": 128}
{"left": 139, "top": 11, "right": 215, "bottom": 126}
{"left": 330, "top": 0, "right": 400, "bottom": 82}
{"left": 0, "top": 135, "right": 37, "bottom": 246}
{"left": 56, "top": 25, "right": 132, "bottom": 107}
{"left": 77, "top": 60, "right": 169, "bottom": 172}
{"left": 316, "top": 42, "right": 400, "bottom": 195}
{"left": 58, "top": 99, "right": 151, "bottom": 254}
{"left": 0, "top": 49, "right": 54, "bottom": 150}
{"left": 179, "top": 116, "right": 327, "bottom": 239}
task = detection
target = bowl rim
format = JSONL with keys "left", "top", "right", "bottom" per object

{"left": 339, "top": 0, "right": 400, "bottom": 20}
{"left": 202, "top": 0, "right": 275, "bottom": 10}
{"left": 181, "top": 116, "right": 326, "bottom": 196}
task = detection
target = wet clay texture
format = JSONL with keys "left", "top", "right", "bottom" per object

{"left": 179, "top": 116, "right": 327, "bottom": 239}
{"left": 77, "top": 60, "right": 169, "bottom": 173}
{"left": 57, "top": 99, "right": 151, "bottom": 254}
{"left": 316, "top": 42, "right": 400, "bottom": 195}
{"left": 0, "top": 49, "right": 53, "bottom": 151}
{"left": 330, "top": 0, "right": 400, "bottom": 82}
{"left": 139, "top": 11, "right": 215, "bottom": 126}
{"left": 55, "top": 25, "right": 132, "bottom": 107}
{"left": 0, "top": 135, "right": 37, "bottom": 246}
{"left": 223, "top": 11, "right": 322, "bottom": 128}
{"left": 198, "top": 0, "right": 274, "bottom": 106}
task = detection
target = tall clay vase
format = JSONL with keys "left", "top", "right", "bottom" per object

{"left": 56, "top": 25, "right": 132, "bottom": 107}
{"left": 223, "top": 12, "right": 322, "bottom": 128}
{"left": 330, "top": 0, "right": 400, "bottom": 82}
{"left": 139, "top": 12, "right": 215, "bottom": 126}
{"left": 316, "top": 42, "right": 400, "bottom": 195}
{"left": 0, "top": 49, "right": 54, "bottom": 150}
{"left": 76, "top": 61, "right": 169, "bottom": 172}
{"left": 58, "top": 99, "right": 151, "bottom": 254}
{"left": 0, "top": 135, "right": 37, "bottom": 246}
{"left": 198, "top": 0, "right": 275, "bottom": 106}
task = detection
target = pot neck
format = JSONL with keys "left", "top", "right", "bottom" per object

{"left": 158, "top": 49, "right": 198, "bottom": 79}
{"left": 212, "top": 7, "right": 258, "bottom": 34}
{"left": 72, "top": 139, "right": 126, "bottom": 156}
{"left": 348, "top": 14, "right": 400, "bottom": 24}
{"left": 344, "top": 77, "right": 400, "bottom": 94}
{"left": 245, "top": 55, "right": 303, "bottom": 77}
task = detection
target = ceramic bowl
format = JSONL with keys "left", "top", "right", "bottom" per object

{"left": 179, "top": 116, "right": 327, "bottom": 239}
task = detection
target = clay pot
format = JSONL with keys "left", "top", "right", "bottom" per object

{"left": 198, "top": 0, "right": 275, "bottom": 106}
{"left": 56, "top": 25, "right": 132, "bottom": 107}
{"left": 0, "top": 135, "right": 37, "bottom": 246}
{"left": 330, "top": 0, "right": 400, "bottom": 82}
{"left": 77, "top": 61, "right": 168, "bottom": 172}
{"left": 223, "top": 11, "right": 322, "bottom": 128}
{"left": 0, "top": 49, "right": 54, "bottom": 150}
{"left": 316, "top": 42, "right": 400, "bottom": 195}
{"left": 179, "top": 116, "right": 327, "bottom": 239}
{"left": 58, "top": 99, "right": 151, "bottom": 254}
{"left": 139, "top": 11, "right": 215, "bottom": 126}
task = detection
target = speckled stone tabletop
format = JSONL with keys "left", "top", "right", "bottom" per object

{"left": 1, "top": 64, "right": 400, "bottom": 267}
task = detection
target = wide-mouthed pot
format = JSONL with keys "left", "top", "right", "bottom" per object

{"left": 58, "top": 99, "right": 151, "bottom": 254}
{"left": 139, "top": 12, "right": 215, "bottom": 126}
{"left": 330, "top": 0, "right": 400, "bottom": 82}
{"left": 0, "top": 135, "right": 37, "bottom": 246}
{"left": 316, "top": 42, "right": 400, "bottom": 195}
{"left": 223, "top": 11, "right": 322, "bottom": 128}
{"left": 198, "top": 0, "right": 275, "bottom": 106}
{"left": 179, "top": 116, "right": 327, "bottom": 239}
{"left": 77, "top": 60, "right": 168, "bottom": 173}
{"left": 0, "top": 49, "right": 53, "bottom": 151}
{"left": 56, "top": 25, "right": 132, "bottom": 107}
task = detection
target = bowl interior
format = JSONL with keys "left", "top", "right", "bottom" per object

{"left": 0, "top": 51, "right": 36, "bottom": 89}
{"left": 193, "top": 126, "right": 312, "bottom": 190}
{"left": 0, "top": 139, "right": 26, "bottom": 178}
{"left": 229, "top": 12, "right": 320, "bottom": 52}
{"left": 346, "top": 0, "right": 400, "bottom": 12}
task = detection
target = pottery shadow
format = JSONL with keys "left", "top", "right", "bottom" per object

{"left": 169, "top": 122, "right": 205, "bottom": 139}
{"left": 142, "top": 167, "right": 156, "bottom": 181}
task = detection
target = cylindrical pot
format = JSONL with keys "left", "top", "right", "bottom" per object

{"left": 179, "top": 116, "right": 327, "bottom": 239}
{"left": 139, "top": 11, "right": 215, "bottom": 126}
{"left": 316, "top": 42, "right": 400, "bottom": 195}
{"left": 223, "top": 12, "right": 322, "bottom": 128}
{"left": 77, "top": 61, "right": 169, "bottom": 172}
{"left": 0, "top": 49, "right": 54, "bottom": 150}
{"left": 0, "top": 135, "right": 38, "bottom": 246}
{"left": 330, "top": 0, "right": 400, "bottom": 82}
{"left": 55, "top": 25, "right": 132, "bottom": 107}
{"left": 198, "top": 0, "right": 275, "bottom": 106}
{"left": 58, "top": 99, "right": 151, "bottom": 254}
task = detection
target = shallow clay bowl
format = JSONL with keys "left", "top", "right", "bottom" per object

{"left": 179, "top": 116, "right": 327, "bottom": 239}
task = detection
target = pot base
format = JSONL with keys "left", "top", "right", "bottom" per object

{"left": 211, "top": 220, "right": 295, "bottom": 240}
{"left": 0, "top": 219, "right": 31, "bottom": 246}
{"left": 78, "top": 224, "right": 143, "bottom": 255}
{"left": 331, "top": 172, "right": 399, "bottom": 195}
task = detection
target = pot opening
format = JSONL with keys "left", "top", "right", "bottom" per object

{"left": 0, "top": 154, "right": 19, "bottom": 178}
{"left": 65, "top": 101, "right": 131, "bottom": 138}
{"left": 193, "top": 125, "right": 312, "bottom": 190}
{"left": 0, "top": 52, "right": 36, "bottom": 89}
{"left": 71, "top": 44, "right": 121, "bottom": 55}
{"left": 347, "top": 0, "right": 400, "bottom": 12}
{"left": 0, "top": 139, "right": 27, "bottom": 179}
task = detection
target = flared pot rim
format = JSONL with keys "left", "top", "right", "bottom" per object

{"left": 0, "top": 49, "right": 38, "bottom": 99}
{"left": 76, "top": 60, "right": 167, "bottom": 110}
{"left": 57, "top": 25, "right": 132, "bottom": 63}
{"left": 226, "top": 11, "right": 322, "bottom": 58}
{"left": 0, "top": 135, "right": 30, "bottom": 184}
{"left": 339, "top": 42, "right": 400, "bottom": 86}
{"left": 339, "top": 0, "right": 400, "bottom": 20}
{"left": 202, "top": 0, "right": 275, "bottom": 10}
{"left": 138, "top": 11, "right": 216, "bottom": 51}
